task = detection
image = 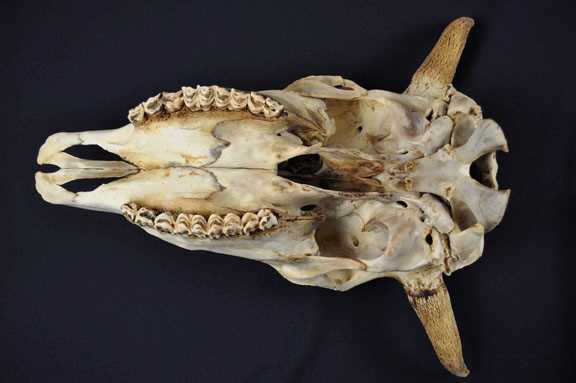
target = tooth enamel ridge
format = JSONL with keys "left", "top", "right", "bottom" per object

{"left": 122, "top": 203, "right": 279, "bottom": 238}
{"left": 134, "top": 207, "right": 156, "bottom": 227}
{"left": 154, "top": 212, "right": 175, "bottom": 233}
{"left": 128, "top": 85, "right": 286, "bottom": 125}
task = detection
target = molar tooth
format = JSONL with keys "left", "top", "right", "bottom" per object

{"left": 213, "top": 86, "right": 230, "bottom": 109}
{"left": 162, "top": 90, "right": 184, "bottom": 113}
{"left": 190, "top": 214, "right": 208, "bottom": 238}
{"left": 257, "top": 209, "right": 278, "bottom": 230}
{"left": 121, "top": 202, "right": 139, "bottom": 222}
{"left": 241, "top": 212, "right": 259, "bottom": 235}
{"left": 128, "top": 104, "right": 146, "bottom": 125}
{"left": 143, "top": 93, "right": 163, "bottom": 115}
{"left": 174, "top": 213, "right": 191, "bottom": 235}
{"left": 207, "top": 214, "right": 223, "bottom": 239}
{"left": 263, "top": 98, "right": 284, "bottom": 118}
{"left": 135, "top": 207, "right": 157, "bottom": 227}
{"left": 182, "top": 86, "right": 199, "bottom": 111}
{"left": 197, "top": 86, "right": 214, "bottom": 111}
{"left": 248, "top": 92, "right": 266, "bottom": 115}
{"left": 228, "top": 89, "right": 248, "bottom": 111}
{"left": 223, "top": 213, "right": 242, "bottom": 237}
{"left": 154, "top": 212, "right": 175, "bottom": 233}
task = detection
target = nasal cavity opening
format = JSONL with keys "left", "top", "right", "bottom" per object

{"left": 64, "top": 178, "right": 125, "bottom": 193}
{"left": 65, "top": 145, "right": 125, "bottom": 162}
{"left": 38, "top": 164, "right": 59, "bottom": 173}
{"left": 55, "top": 145, "right": 133, "bottom": 193}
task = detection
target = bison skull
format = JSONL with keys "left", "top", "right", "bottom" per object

{"left": 35, "top": 17, "right": 509, "bottom": 377}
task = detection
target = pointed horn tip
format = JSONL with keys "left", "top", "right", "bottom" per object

{"left": 407, "top": 17, "right": 476, "bottom": 97}
{"left": 452, "top": 16, "right": 475, "bottom": 28}
{"left": 451, "top": 365, "right": 470, "bottom": 378}
{"left": 404, "top": 276, "right": 469, "bottom": 377}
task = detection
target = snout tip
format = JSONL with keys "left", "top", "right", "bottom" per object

{"left": 37, "top": 131, "right": 82, "bottom": 165}
{"left": 35, "top": 171, "right": 76, "bottom": 205}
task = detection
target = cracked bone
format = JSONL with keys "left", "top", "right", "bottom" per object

{"left": 35, "top": 17, "right": 509, "bottom": 377}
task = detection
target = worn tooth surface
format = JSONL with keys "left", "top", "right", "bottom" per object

{"left": 247, "top": 92, "right": 266, "bottom": 115}
{"left": 135, "top": 207, "right": 157, "bottom": 227}
{"left": 190, "top": 214, "right": 208, "bottom": 238}
{"left": 154, "top": 212, "right": 175, "bottom": 233}
{"left": 121, "top": 203, "right": 139, "bottom": 222}
{"left": 197, "top": 86, "right": 214, "bottom": 111}
{"left": 257, "top": 209, "right": 278, "bottom": 230}
{"left": 182, "top": 86, "right": 199, "bottom": 111}
{"left": 174, "top": 213, "right": 191, "bottom": 235}
{"left": 223, "top": 213, "right": 242, "bottom": 237}
{"left": 264, "top": 98, "right": 284, "bottom": 118}
{"left": 207, "top": 214, "right": 223, "bottom": 239}
{"left": 126, "top": 206, "right": 280, "bottom": 237}
{"left": 128, "top": 104, "right": 146, "bottom": 125}
{"left": 229, "top": 89, "right": 248, "bottom": 111}
{"left": 143, "top": 94, "right": 163, "bottom": 115}
{"left": 129, "top": 86, "right": 284, "bottom": 125}
{"left": 162, "top": 90, "right": 184, "bottom": 113}
{"left": 212, "top": 86, "right": 230, "bottom": 109}
{"left": 241, "top": 212, "right": 259, "bottom": 235}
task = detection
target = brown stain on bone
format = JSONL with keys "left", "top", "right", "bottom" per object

{"left": 180, "top": 154, "right": 208, "bottom": 164}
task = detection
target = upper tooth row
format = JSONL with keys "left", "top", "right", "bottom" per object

{"left": 121, "top": 203, "right": 279, "bottom": 238}
{"left": 128, "top": 86, "right": 285, "bottom": 125}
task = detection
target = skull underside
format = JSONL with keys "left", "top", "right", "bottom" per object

{"left": 35, "top": 17, "right": 509, "bottom": 377}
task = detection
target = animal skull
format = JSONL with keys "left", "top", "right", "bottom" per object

{"left": 35, "top": 17, "right": 509, "bottom": 377}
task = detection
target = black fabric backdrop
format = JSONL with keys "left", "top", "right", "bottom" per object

{"left": 2, "top": 0, "right": 575, "bottom": 381}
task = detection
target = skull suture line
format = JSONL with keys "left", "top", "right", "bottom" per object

{"left": 35, "top": 17, "right": 509, "bottom": 377}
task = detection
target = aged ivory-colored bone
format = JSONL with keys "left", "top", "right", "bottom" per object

{"left": 35, "top": 17, "right": 509, "bottom": 377}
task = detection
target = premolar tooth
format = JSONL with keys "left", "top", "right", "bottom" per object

{"left": 174, "top": 213, "right": 191, "bottom": 235}
{"left": 248, "top": 92, "right": 266, "bottom": 115}
{"left": 207, "top": 214, "right": 223, "bottom": 239}
{"left": 162, "top": 90, "right": 184, "bottom": 113}
{"left": 135, "top": 207, "right": 157, "bottom": 227}
{"left": 128, "top": 104, "right": 146, "bottom": 125}
{"left": 258, "top": 209, "right": 278, "bottom": 230}
{"left": 154, "top": 212, "right": 175, "bottom": 233}
{"left": 223, "top": 213, "right": 242, "bottom": 237}
{"left": 190, "top": 214, "right": 208, "bottom": 238}
{"left": 241, "top": 212, "right": 259, "bottom": 235}
{"left": 264, "top": 98, "right": 284, "bottom": 118}
{"left": 143, "top": 94, "right": 163, "bottom": 115}
{"left": 121, "top": 203, "right": 139, "bottom": 222}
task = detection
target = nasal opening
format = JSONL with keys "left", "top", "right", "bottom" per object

{"left": 65, "top": 144, "right": 126, "bottom": 162}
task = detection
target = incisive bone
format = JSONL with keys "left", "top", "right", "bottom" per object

{"left": 35, "top": 17, "right": 509, "bottom": 377}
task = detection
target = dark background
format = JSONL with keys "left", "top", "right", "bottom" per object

{"left": 2, "top": 0, "right": 574, "bottom": 381}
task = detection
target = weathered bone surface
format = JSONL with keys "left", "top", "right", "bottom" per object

{"left": 35, "top": 17, "right": 509, "bottom": 377}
